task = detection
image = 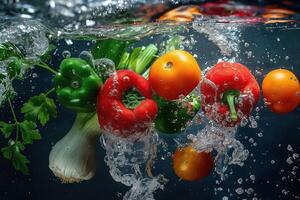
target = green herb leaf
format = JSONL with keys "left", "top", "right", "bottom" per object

{"left": 1, "top": 141, "right": 29, "bottom": 175}
{"left": 0, "top": 121, "right": 15, "bottom": 139}
{"left": 0, "top": 73, "right": 5, "bottom": 83}
{"left": 40, "top": 44, "right": 56, "bottom": 63}
{"left": 1, "top": 144, "right": 14, "bottom": 160}
{"left": 7, "top": 57, "right": 22, "bottom": 79}
{"left": 21, "top": 94, "right": 57, "bottom": 126}
{"left": 19, "top": 120, "right": 41, "bottom": 144}
{"left": 0, "top": 42, "right": 23, "bottom": 61}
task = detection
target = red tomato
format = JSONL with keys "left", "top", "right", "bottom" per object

{"left": 172, "top": 146, "right": 213, "bottom": 181}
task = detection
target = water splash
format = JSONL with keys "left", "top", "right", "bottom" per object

{"left": 0, "top": 18, "right": 49, "bottom": 59}
{"left": 192, "top": 17, "right": 242, "bottom": 57}
{"left": 188, "top": 122, "right": 249, "bottom": 179}
{"left": 100, "top": 129, "right": 167, "bottom": 200}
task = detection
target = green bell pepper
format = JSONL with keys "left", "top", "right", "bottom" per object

{"left": 154, "top": 94, "right": 201, "bottom": 134}
{"left": 54, "top": 58, "right": 102, "bottom": 113}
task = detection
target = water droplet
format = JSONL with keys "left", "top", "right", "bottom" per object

{"left": 71, "top": 81, "right": 80, "bottom": 89}
{"left": 250, "top": 174, "right": 255, "bottom": 181}
{"left": 235, "top": 187, "right": 244, "bottom": 195}
{"left": 123, "top": 76, "right": 130, "bottom": 82}
{"left": 286, "top": 157, "right": 294, "bottom": 165}
{"left": 271, "top": 160, "right": 276, "bottom": 164}
{"left": 79, "top": 51, "right": 94, "bottom": 65}
{"left": 62, "top": 50, "right": 71, "bottom": 58}
{"left": 86, "top": 20, "right": 95, "bottom": 27}
{"left": 65, "top": 39, "right": 73, "bottom": 46}
{"left": 237, "top": 178, "right": 243, "bottom": 184}
{"left": 287, "top": 144, "right": 293, "bottom": 152}
{"left": 257, "top": 132, "right": 263, "bottom": 137}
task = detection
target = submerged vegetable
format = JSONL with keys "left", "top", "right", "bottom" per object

{"left": 126, "top": 44, "right": 158, "bottom": 74}
{"left": 154, "top": 94, "right": 201, "bottom": 134}
{"left": 149, "top": 50, "right": 201, "bottom": 100}
{"left": 92, "top": 39, "right": 130, "bottom": 67}
{"left": 172, "top": 145, "right": 213, "bottom": 181}
{"left": 49, "top": 113, "right": 101, "bottom": 183}
{"left": 97, "top": 70, "right": 158, "bottom": 136}
{"left": 201, "top": 62, "right": 260, "bottom": 127}
{"left": 262, "top": 69, "right": 300, "bottom": 114}
{"left": 54, "top": 58, "right": 102, "bottom": 112}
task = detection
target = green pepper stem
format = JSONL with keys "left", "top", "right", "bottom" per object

{"left": 35, "top": 62, "right": 58, "bottom": 75}
{"left": 222, "top": 90, "right": 240, "bottom": 122}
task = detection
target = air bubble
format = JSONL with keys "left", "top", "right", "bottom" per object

{"left": 79, "top": 51, "right": 94, "bottom": 66}
{"left": 123, "top": 76, "right": 130, "bottom": 82}
{"left": 71, "top": 81, "right": 80, "bottom": 89}
{"left": 62, "top": 50, "right": 71, "bottom": 58}
{"left": 65, "top": 39, "right": 73, "bottom": 45}
{"left": 235, "top": 187, "right": 244, "bottom": 195}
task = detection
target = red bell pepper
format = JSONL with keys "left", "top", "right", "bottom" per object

{"left": 97, "top": 70, "right": 158, "bottom": 136}
{"left": 200, "top": 62, "right": 260, "bottom": 127}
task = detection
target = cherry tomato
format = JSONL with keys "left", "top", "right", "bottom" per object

{"left": 172, "top": 146, "right": 213, "bottom": 181}
{"left": 149, "top": 50, "right": 201, "bottom": 100}
{"left": 262, "top": 69, "right": 300, "bottom": 114}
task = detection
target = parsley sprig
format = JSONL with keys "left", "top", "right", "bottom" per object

{"left": 0, "top": 91, "right": 57, "bottom": 175}
{"left": 0, "top": 42, "right": 58, "bottom": 175}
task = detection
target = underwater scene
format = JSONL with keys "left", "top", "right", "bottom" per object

{"left": 0, "top": 0, "right": 300, "bottom": 199}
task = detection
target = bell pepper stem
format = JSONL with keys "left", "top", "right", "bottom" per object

{"left": 222, "top": 90, "right": 240, "bottom": 122}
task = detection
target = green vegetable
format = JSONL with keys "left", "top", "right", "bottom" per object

{"left": 119, "top": 44, "right": 158, "bottom": 74}
{"left": 154, "top": 94, "right": 201, "bottom": 134}
{"left": 0, "top": 91, "right": 57, "bottom": 174}
{"left": 1, "top": 141, "right": 29, "bottom": 175}
{"left": 117, "top": 52, "right": 130, "bottom": 70}
{"left": 0, "top": 42, "right": 23, "bottom": 61}
{"left": 128, "top": 47, "right": 143, "bottom": 71}
{"left": 21, "top": 92, "right": 57, "bottom": 126}
{"left": 40, "top": 44, "right": 57, "bottom": 63}
{"left": 91, "top": 39, "right": 130, "bottom": 66}
{"left": 7, "top": 57, "right": 22, "bottom": 79}
{"left": 0, "top": 42, "right": 59, "bottom": 175}
{"left": 54, "top": 58, "right": 102, "bottom": 113}
{"left": 49, "top": 112, "right": 101, "bottom": 183}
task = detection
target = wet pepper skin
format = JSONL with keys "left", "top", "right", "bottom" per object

{"left": 54, "top": 58, "right": 102, "bottom": 113}
{"left": 97, "top": 70, "right": 158, "bottom": 136}
{"left": 201, "top": 62, "right": 260, "bottom": 127}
